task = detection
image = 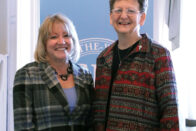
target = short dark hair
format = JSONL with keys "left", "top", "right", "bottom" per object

{"left": 109, "top": 0, "right": 148, "bottom": 13}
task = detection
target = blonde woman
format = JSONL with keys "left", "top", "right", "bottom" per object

{"left": 13, "top": 14, "right": 94, "bottom": 131}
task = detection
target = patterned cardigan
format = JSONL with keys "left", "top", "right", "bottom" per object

{"left": 13, "top": 61, "right": 94, "bottom": 131}
{"left": 93, "top": 34, "right": 179, "bottom": 131}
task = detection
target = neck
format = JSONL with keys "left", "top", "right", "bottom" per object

{"left": 118, "top": 33, "right": 141, "bottom": 49}
{"left": 49, "top": 60, "right": 69, "bottom": 74}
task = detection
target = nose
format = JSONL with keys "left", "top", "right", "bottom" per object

{"left": 120, "top": 10, "right": 128, "bottom": 18}
{"left": 58, "top": 36, "right": 66, "bottom": 44}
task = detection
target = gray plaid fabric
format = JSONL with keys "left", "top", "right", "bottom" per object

{"left": 13, "top": 62, "right": 94, "bottom": 131}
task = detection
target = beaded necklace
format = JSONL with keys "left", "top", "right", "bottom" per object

{"left": 55, "top": 63, "right": 73, "bottom": 81}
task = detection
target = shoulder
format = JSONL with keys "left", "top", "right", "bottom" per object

{"left": 15, "top": 62, "right": 39, "bottom": 76}
{"left": 140, "top": 33, "right": 170, "bottom": 58}
{"left": 14, "top": 61, "right": 40, "bottom": 86}
{"left": 141, "top": 34, "right": 170, "bottom": 56}
{"left": 72, "top": 63, "right": 92, "bottom": 76}
{"left": 150, "top": 40, "right": 171, "bottom": 58}
{"left": 72, "top": 63, "right": 94, "bottom": 85}
{"left": 97, "top": 41, "right": 116, "bottom": 59}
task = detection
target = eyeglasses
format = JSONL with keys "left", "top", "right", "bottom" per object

{"left": 112, "top": 8, "right": 140, "bottom": 16}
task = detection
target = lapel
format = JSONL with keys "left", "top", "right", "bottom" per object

{"left": 97, "top": 34, "right": 151, "bottom": 74}
{"left": 71, "top": 63, "right": 86, "bottom": 106}
{"left": 39, "top": 62, "right": 69, "bottom": 108}
{"left": 99, "top": 42, "right": 116, "bottom": 69}
{"left": 132, "top": 33, "right": 151, "bottom": 54}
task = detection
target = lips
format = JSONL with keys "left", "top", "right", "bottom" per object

{"left": 55, "top": 47, "right": 67, "bottom": 51}
{"left": 55, "top": 45, "right": 68, "bottom": 51}
{"left": 119, "top": 21, "right": 131, "bottom": 25}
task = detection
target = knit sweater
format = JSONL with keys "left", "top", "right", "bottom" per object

{"left": 93, "top": 34, "right": 179, "bottom": 131}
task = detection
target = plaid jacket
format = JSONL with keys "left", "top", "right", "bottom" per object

{"left": 13, "top": 61, "right": 94, "bottom": 131}
{"left": 93, "top": 34, "right": 179, "bottom": 131}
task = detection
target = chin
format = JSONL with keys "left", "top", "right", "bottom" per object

{"left": 115, "top": 28, "right": 130, "bottom": 33}
{"left": 117, "top": 30, "right": 131, "bottom": 34}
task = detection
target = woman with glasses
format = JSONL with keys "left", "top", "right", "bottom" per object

{"left": 93, "top": 0, "right": 179, "bottom": 130}
{"left": 13, "top": 14, "right": 94, "bottom": 131}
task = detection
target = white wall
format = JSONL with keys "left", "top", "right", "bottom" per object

{"left": 154, "top": 0, "right": 196, "bottom": 130}
{"left": 17, "top": 0, "right": 40, "bottom": 69}
{"left": 0, "top": 0, "right": 40, "bottom": 130}
{"left": 0, "top": 0, "right": 17, "bottom": 130}
{"left": 0, "top": 55, "right": 8, "bottom": 131}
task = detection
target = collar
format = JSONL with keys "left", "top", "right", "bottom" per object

{"left": 98, "top": 33, "right": 152, "bottom": 67}
{"left": 38, "top": 62, "right": 59, "bottom": 89}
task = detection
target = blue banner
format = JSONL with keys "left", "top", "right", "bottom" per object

{"left": 40, "top": 0, "right": 153, "bottom": 79}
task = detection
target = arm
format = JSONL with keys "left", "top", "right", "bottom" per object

{"left": 13, "top": 69, "right": 35, "bottom": 131}
{"left": 155, "top": 49, "right": 179, "bottom": 130}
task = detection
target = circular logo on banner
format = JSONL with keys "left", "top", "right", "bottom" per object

{"left": 78, "top": 38, "right": 114, "bottom": 80}
{"left": 80, "top": 38, "right": 114, "bottom": 57}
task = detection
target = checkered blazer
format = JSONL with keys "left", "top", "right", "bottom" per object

{"left": 14, "top": 61, "right": 94, "bottom": 131}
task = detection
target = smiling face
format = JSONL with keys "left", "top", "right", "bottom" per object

{"left": 46, "top": 21, "right": 73, "bottom": 63}
{"left": 110, "top": 0, "right": 146, "bottom": 36}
